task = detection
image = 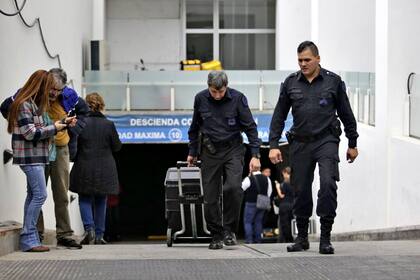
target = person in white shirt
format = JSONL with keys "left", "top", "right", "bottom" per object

{"left": 241, "top": 167, "right": 272, "bottom": 243}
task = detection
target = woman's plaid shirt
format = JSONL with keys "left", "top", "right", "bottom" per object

{"left": 11, "top": 100, "right": 56, "bottom": 165}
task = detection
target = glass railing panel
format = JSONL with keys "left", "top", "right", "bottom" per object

{"left": 128, "top": 71, "right": 174, "bottom": 110}
{"left": 85, "top": 85, "right": 126, "bottom": 111}
{"left": 172, "top": 71, "right": 209, "bottom": 110}
{"left": 82, "top": 70, "right": 375, "bottom": 126}
{"left": 130, "top": 85, "right": 171, "bottom": 110}
{"left": 225, "top": 71, "right": 260, "bottom": 109}
{"left": 261, "top": 71, "right": 291, "bottom": 110}
{"left": 344, "top": 71, "right": 359, "bottom": 89}
{"left": 85, "top": 71, "right": 127, "bottom": 83}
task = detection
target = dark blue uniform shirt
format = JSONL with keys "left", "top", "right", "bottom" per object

{"left": 269, "top": 67, "right": 359, "bottom": 148}
{"left": 188, "top": 87, "right": 261, "bottom": 156}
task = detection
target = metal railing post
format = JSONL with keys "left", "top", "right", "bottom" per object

{"left": 353, "top": 88, "right": 359, "bottom": 121}
{"left": 364, "top": 89, "right": 369, "bottom": 124}
{"left": 170, "top": 84, "right": 175, "bottom": 111}
{"left": 126, "top": 85, "right": 131, "bottom": 112}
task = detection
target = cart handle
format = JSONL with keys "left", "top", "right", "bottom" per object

{"left": 176, "top": 160, "right": 201, "bottom": 168}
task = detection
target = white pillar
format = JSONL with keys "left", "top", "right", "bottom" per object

{"left": 375, "top": 0, "right": 390, "bottom": 226}
{"left": 92, "top": 0, "right": 106, "bottom": 40}
{"left": 310, "top": 0, "right": 319, "bottom": 43}
{"left": 275, "top": 0, "right": 311, "bottom": 70}
{"left": 275, "top": 0, "right": 281, "bottom": 70}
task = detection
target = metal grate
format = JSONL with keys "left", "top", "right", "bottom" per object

{"left": 1, "top": 256, "right": 420, "bottom": 280}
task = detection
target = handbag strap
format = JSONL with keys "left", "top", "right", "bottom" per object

{"left": 251, "top": 174, "right": 264, "bottom": 195}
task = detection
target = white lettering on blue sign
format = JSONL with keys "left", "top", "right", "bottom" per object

{"left": 134, "top": 132, "right": 166, "bottom": 139}
{"left": 168, "top": 128, "right": 183, "bottom": 142}
{"left": 181, "top": 118, "right": 192, "bottom": 126}
{"left": 119, "top": 132, "right": 133, "bottom": 139}
{"left": 130, "top": 118, "right": 182, "bottom": 127}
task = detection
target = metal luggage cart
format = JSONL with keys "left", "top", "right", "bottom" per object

{"left": 165, "top": 161, "right": 211, "bottom": 247}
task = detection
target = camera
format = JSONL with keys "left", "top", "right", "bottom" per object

{"left": 67, "top": 109, "right": 76, "bottom": 117}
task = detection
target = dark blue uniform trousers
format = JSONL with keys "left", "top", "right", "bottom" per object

{"left": 201, "top": 144, "right": 245, "bottom": 238}
{"left": 290, "top": 135, "right": 340, "bottom": 222}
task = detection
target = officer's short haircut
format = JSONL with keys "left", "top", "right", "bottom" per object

{"left": 207, "top": 71, "right": 228, "bottom": 90}
{"left": 297, "top": 41, "right": 319, "bottom": 57}
{"left": 49, "top": 68, "right": 67, "bottom": 87}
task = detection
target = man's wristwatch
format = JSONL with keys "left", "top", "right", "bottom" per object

{"left": 251, "top": 153, "right": 261, "bottom": 159}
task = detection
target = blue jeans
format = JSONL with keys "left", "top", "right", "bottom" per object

{"left": 79, "top": 195, "right": 107, "bottom": 239}
{"left": 20, "top": 165, "right": 47, "bottom": 251}
{"left": 243, "top": 202, "right": 265, "bottom": 243}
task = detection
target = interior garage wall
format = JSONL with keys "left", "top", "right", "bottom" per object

{"left": 0, "top": 0, "right": 92, "bottom": 234}
{"left": 106, "top": 0, "right": 182, "bottom": 71}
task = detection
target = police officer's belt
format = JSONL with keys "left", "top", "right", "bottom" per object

{"left": 212, "top": 137, "right": 242, "bottom": 148}
{"left": 292, "top": 129, "right": 332, "bottom": 143}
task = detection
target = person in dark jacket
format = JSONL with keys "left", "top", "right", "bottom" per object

{"left": 70, "top": 92, "right": 122, "bottom": 245}
{"left": 275, "top": 167, "right": 294, "bottom": 243}
{"left": 269, "top": 41, "right": 359, "bottom": 254}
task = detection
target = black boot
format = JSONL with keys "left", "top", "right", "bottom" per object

{"left": 208, "top": 234, "right": 223, "bottom": 250}
{"left": 287, "top": 218, "right": 310, "bottom": 252}
{"left": 319, "top": 217, "right": 334, "bottom": 254}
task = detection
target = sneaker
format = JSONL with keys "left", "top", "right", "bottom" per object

{"left": 94, "top": 238, "right": 107, "bottom": 245}
{"left": 223, "top": 231, "right": 238, "bottom": 246}
{"left": 25, "top": 245, "right": 50, "bottom": 252}
{"left": 57, "top": 238, "right": 82, "bottom": 249}
{"left": 80, "top": 230, "right": 95, "bottom": 245}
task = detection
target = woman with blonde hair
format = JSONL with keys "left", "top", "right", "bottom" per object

{"left": 8, "top": 69, "right": 75, "bottom": 252}
{"left": 70, "top": 92, "right": 121, "bottom": 244}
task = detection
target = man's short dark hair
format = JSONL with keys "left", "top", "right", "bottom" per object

{"left": 297, "top": 41, "right": 319, "bottom": 56}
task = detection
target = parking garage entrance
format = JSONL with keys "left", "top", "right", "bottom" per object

{"left": 113, "top": 143, "right": 289, "bottom": 241}
{"left": 106, "top": 112, "right": 291, "bottom": 241}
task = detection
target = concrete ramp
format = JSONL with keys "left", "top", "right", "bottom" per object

{"left": 1, "top": 241, "right": 420, "bottom": 279}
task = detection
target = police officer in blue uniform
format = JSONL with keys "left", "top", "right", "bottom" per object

{"left": 187, "top": 71, "right": 262, "bottom": 250}
{"left": 269, "top": 41, "right": 359, "bottom": 254}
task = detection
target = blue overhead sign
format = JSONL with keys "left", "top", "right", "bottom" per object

{"left": 107, "top": 113, "right": 292, "bottom": 144}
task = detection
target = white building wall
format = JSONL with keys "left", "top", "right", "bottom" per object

{"left": 276, "top": 0, "right": 311, "bottom": 70}
{"left": 317, "top": 0, "right": 375, "bottom": 72}
{"left": 325, "top": 0, "right": 420, "bottom": 233}
{"left": 277, "top": 0, "right": 420, "bottom": 233}
{"left": 387, "top": 0, "right": 420, "bottom": 227}
{"left": 106, "top": 0, "right": 182, "bottom": 70}
{"left": 0, "top": 0, "right": 92, "bottom": 234}
{"left": 1, "top": 0, "right": 420, "bottom": 237}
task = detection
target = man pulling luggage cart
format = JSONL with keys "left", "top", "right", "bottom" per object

{"left": 186, "top": 71, "right": 261, "bottom": 249}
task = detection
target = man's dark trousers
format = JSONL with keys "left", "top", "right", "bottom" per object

{"left": 201, "top": 144, "right": 245, "bottom": 239}
{"left": 290, "top": 135, "right": 340, "bottom": 224}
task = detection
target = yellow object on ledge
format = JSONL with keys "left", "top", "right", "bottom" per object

{"left": 201, "top": 60, "right": 223, "bottom": 70}
{"left": 181, "top": 59, "right": 201, "bottom": 71}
